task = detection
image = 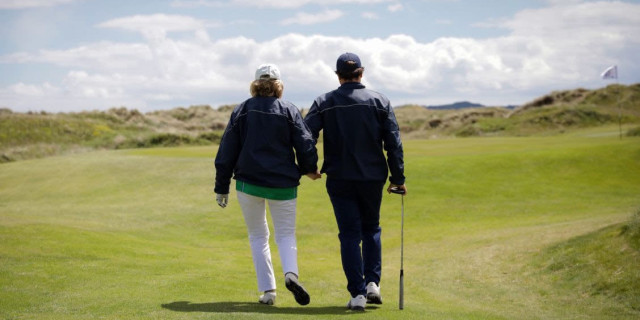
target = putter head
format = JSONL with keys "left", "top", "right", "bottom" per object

{"left": 390, "top": 187, "right": 406, "bottom": 195}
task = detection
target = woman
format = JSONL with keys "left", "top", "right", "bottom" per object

{"left": 214, "top": 63, "right": 320, "bottom": 306}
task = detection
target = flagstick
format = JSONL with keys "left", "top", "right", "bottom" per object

{"left": 612, "top": 67, "right": 622, "bottom": 140}
{"left": 616, "top": 76, "right": 622, "bottom": 140}
{"left": 616, "top": 80, "right": 622, "bottom": 140}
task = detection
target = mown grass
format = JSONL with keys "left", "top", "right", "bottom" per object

{"left": 1, "top": 133, "right": 639, "bottom": 319}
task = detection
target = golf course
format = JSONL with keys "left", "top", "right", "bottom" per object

{"left": 1, "top": 125, "right": 639, "bottom": 319}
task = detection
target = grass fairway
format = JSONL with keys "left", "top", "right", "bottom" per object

{"left": 1, "top": 132, "right": 639, "bottom": 319}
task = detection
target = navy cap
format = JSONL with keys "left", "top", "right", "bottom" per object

{"left": 336, "top": 52, "right": 362, "bottom": 73}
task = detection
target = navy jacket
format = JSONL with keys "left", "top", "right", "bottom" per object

{"left": 304, "top": 82, "right": 405, "bottom": 185}
{"left": 214, "top": 96, "right": 318, "bottom": 194}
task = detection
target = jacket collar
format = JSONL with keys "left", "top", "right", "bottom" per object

{"left": 339, "top": 82, "right": 365, "bottom": 90}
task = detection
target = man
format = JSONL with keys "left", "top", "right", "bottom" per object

{"left": 304, "top": 52, "right": 406, "bottom": 311}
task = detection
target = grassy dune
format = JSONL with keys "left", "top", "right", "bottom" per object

{"left": 0, "top": 106, "right": 229, "bottom": 163}
{"left": 2, "top": 84, "right": 639, "bottom": 163}
{"left": 1, "top": 130, "right": 639, "bottom": 319}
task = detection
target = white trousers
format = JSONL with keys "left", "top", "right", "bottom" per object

{"left": 237, "top": 191, "right": 298, "bottom": 292}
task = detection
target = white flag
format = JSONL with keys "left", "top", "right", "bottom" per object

{"left": 601, "top": 65, "right": 617, "bottom": 80}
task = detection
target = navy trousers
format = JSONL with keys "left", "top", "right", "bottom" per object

{"left": 326, "top": 178, "right": 384, "bottom": 298}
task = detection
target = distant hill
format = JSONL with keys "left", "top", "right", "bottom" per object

{"left": 425, "top": 101, "right": 485, "bottom": 110}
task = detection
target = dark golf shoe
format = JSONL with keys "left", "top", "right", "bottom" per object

{"left": 285, "top": 273, "right": 310, "bottom": 305}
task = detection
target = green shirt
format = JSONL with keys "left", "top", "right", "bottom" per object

{"left": 236, "top": 180, "right": 297, "bottom": 200}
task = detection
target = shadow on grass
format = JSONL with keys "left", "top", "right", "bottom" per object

{"left": 162, "top": 301, "right": 379, "bottom": 315}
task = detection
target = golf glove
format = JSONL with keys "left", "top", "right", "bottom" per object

{"left": 216, "top": 194, "right": 228, "bottom": 208}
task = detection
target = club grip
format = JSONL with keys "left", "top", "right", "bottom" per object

{"left": 399, "top": 269, "right": 404, "bottom": 310}
{"left": 390, "top": 187, "right": 406, "bottom": 195}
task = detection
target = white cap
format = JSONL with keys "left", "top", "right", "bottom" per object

{"left": 255, "top": 63, "right": 281, "bottom": 80}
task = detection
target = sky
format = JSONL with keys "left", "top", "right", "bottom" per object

{"left": 0, "top": 0, "right": 639, "bottom": 113}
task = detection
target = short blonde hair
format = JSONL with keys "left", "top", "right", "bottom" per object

{"left": 250, "top": 79, "right": 284, "bottom": 98}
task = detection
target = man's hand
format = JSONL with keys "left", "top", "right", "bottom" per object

{"left": 216, "top": 194, "right": 229, "bottom": 208}
{"left": 306, "top": 171, "right": 322, "bottom": 180}
{"left": 387, "top": 183, "right": 407, "bottom": 195}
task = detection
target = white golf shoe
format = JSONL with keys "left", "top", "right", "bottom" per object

{"left": 366, "top": 282, "right": 382, "bottom": 304}
{"left": 347, "top": 294, "right": 366, "bottom": 311}
{"left": 259, "top": 291, "right": 276, "bottom": 305}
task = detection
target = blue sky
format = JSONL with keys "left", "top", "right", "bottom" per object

{"left": 1, "top": 0, "right": 639, "bottom": 112}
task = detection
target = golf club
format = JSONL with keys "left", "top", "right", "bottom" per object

{"left": 390, "top": 187, "right": 406, "bottom": 310}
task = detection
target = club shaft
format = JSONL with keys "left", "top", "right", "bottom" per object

{"left": 400, "top": 195, "right": 404, "bottom": 270}
{"left": 399, "top": 195, "right": 404, "bottom": 310}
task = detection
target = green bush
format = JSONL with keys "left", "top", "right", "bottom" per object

{"left": 145, "top": 133, "right": 196, "bottom": 147}
{"left": 117, "top": 132, "right": 219, "bottom": 149}
{"left": 627, "top": 126, "right": 640, "bottom": 137}
{"left": 197, "top": 131, "right": 222, "bottom": 144}
{"left": 454, "top": 126, "right": 480, "bottom": 137}
{"left": 476, "top": 117, "right": 510, "bottom": 133}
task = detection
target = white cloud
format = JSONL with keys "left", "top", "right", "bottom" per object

{"left": 97, "top": 14, "right": 218, "bottom": 39}
{"left": 362, "top": 12, "right": 379, "bottom": 19}
{"left": 2, "top": 2, "right": 639, "bottom": 112}
{"left": 388, "top": 3, "right": 403, "bottom": 12}
{"left": 497, "top": 1, "right": 640, "bottom": 80}
{"left": 544, "top": 0, "right": 584, "bottom": 4}
{"left": 170, "top": 0, "right": 225, "bottom": 8}
{"left": 171, "top": 0, "right": 394, "bottom": 9}
{"left": 503, "top": 1, "right": 640, "bottom": 39}
{"left": 2, "top": 1, "right": 74, "bottom": 51}
{"left": 281, "top": 10, "right": 344, "bottom": 26}
{"left": 0, "top": 0, "right": 77, "bottom": 9}
{"left": 7, "top": 82, "right": 59, "bottom": 96}
{"left": 8, "top": 42, "right": 154, "bottom": 72}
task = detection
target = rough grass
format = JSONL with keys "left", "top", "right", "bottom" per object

{"left": 0, "top": 106, "right": 228, "bottom": 163}
{"left": 534, "top": 213, "right": 640, "bottom": 311}
{"left": 1, "top": 134, "right": 639, "bottom": 319}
